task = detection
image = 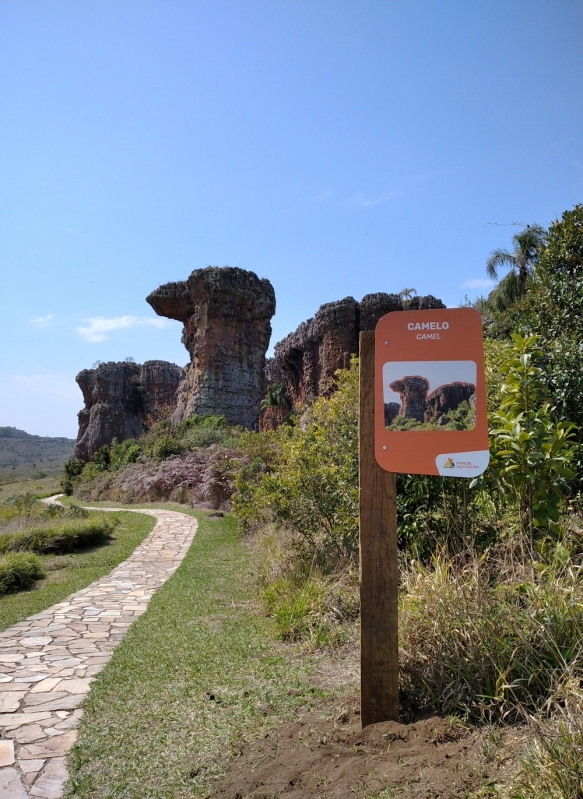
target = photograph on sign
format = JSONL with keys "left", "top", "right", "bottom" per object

{"left": 375, "top": 308, "right": 489, "bottom": 477}
{"left": 383, "top": 360, "right": 477, "bottom": 432}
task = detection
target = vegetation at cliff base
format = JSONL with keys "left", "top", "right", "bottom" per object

{"left": 63, "top": 413, "right": 244, "bottom": 505}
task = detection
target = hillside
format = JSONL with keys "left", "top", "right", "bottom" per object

{"left": 0, "top": 426, "right": 75, "bottom": 482}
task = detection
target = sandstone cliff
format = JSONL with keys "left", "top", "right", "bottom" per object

{"left": 270, "top": 292, "right": 445, "bottom": 404}
{"left": 74, "top": 360, "right": 184, "bottom": 461}
{"left": 147, "top": 266, "right": 276, "bottom": 430}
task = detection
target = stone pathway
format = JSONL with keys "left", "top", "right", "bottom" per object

{"left": 0, "top": 500, "right": 198, "bottom": 798}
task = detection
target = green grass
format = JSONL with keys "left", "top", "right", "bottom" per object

{"left": 0, "top": 515, "right": 116, "bottom": 554}
{"left": 0, "top": 552, "right": 45, "bottom": 594}
{"left": 0, "top": 473, "right": 62, "bottom": 498}
{"left": 65, "top": 511, "right": 328, "bottom": 799}
{"left": 0, "top": 511, "right": 155, "bottom": 631}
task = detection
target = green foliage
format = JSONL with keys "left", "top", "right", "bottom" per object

{"left": 61, "top": 456, "right": 85, "bottom": 495}
{"left": 387, "top": 401, "right": 475, "bottom": 432}
{"left": 522, "top": 204, "right": 583, "bottom": 451}
{"left": 0, "top": 552, "right": 45, "bottom": 594}
{"left": 508, "top": 677, "right": 583, "bottom": 799}
{"left": 485, "top": 224, "right": 545, "bottom": 302}
{"left": 109, "top": 438, "right": 143, "bottom": 468}
{"left": 234, "top": 359, "right": 359, "bottom": 564}
{"left": 150, "top": 435, "right": 184, "bottom": 460}
{"left": 487, "top": 334, "right": 577, "bottom": 543}
{"left": 2, "top": 491, "right": 39, "bottom": 521}
{"left": 0, "top": 514, "right": 116, "bottom": 555}
{"left": 67, "top": 415, "right": 240, "bottom": 498}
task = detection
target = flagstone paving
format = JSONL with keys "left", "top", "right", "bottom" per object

{"left": 0, "top": 499, "right": 198, "bottom": 798}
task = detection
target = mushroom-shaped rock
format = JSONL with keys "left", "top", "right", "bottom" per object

{"left": 389, "top": 376, "right": 429, "bottom": 422}
{"left": 146, "top": 266, "right": 276, "bottom": 430}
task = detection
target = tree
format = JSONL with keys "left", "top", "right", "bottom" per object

{"left": 399, "top": 287, "right": 417, "bottom": 309}
{"left": 522, "top": 205, "right": 583, "bottom": 448}
{"left": 486, "top": 224, "right": 545, "bottom": 304}
{"left": 488, "top": 334, "right": 577, "bottom": 552}
{"left": 259, "top": 383, "right": 292, "bottom": 430}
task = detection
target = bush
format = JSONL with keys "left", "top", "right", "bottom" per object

{"left": 253, "top": 525, "right": 359, "bottom": 649}
{"left": 487, "top": 334, "right": 577, "bottom": 545}
{"left": 233, "top": 360, "right": 359, "bottom": 566}
{"left": 0, "top": 552, "right": 46, "bottom": 594}
{"left": 0, "top": 514, "right": 117, "bottom": 555}
{"left": 61, "top": 456, "right": 85, "bottom": 495}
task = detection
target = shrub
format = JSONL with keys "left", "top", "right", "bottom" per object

{"left": 487, "top": 334, "right": 577, "bottom": 546}
{"left": 61, "top": 456, "right": 85, "bottom": 495}
{"left": 253, "top": 525, "right": 359, "bottom": 649}
{"left": 233, "top": 360, "right": 359, "bottom": 566}
{"left": 3, "top": 492, "right": 40, "bottom": 522}
{"left": 0, "top": 515, "right": 117, "bottom": 555}
{"left": 0, "top": 552, "right": 46, "bottom": 594}
{"left": 151, "top": 435, "right": 184, "bottom": 460}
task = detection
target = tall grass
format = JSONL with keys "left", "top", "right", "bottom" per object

{"left": 508, "top": 676, "right": 583, "bottom": 798}
{"left": 0, "top": 552, "right": 45, "bottom": 594}
{"left": 0, "top": 514, "right": 117, "bottom": 554}
{"left": 399, "top": 541, "right": 583, "bottom": 722}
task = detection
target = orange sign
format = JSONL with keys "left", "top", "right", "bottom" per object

{"left": 375, "top": 308, "right": 489, "bottom": 477}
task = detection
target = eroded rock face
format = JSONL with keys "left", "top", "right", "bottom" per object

{"left": 74, "top": 361, "right": 184, "bottom": 461}
{"left": 390, "top": 377, "right": 430, "bottom": 422}
{"left": 426, "top": 383, "right": 476, "bottom": 420}
{"left": 272, "top": 292, "right": 445, "bottom": 404}
{"left": 384, "top": 402, "right": 401, "bottom": 426}
{"left": 147, "top": 266, "right": 276, "bottom": 430}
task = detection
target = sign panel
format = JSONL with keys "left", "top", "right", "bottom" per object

{"left": 375, "top": 308, "right": 489, "bottom": 477}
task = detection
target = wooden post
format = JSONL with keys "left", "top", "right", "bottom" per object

{"left": 359, "top": 330, "right": 399, "bottom": 727}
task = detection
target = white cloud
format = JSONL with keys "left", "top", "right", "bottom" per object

{"left": 460, "top": 279, "right": 496, "bottom": 290}
{"left": 76, "top": 315, "right": 171, "bottom": 343}
{"left": 353, "top": 191, "right": 404, "bottom": 207}
{"left": 30, "top": 314, "right": 55, "bottom": 327}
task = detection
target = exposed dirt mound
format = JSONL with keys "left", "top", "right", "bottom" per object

{"left": 213, "top": 699, "right": 513, "bottom": 799}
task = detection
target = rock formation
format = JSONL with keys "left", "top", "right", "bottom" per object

{"left": 385, "top": 377, "right": 476, "bottom": 428}
{"left": 384, "top": 402, "right": 401, "bottom": 427}
{"left": 390, "top": 377, "right": 430, "bottom": 422}
{"left": 74, "top": 360, "right": 184, "bottom": 461}
{"left": 270, "top": 292, "right": 445, "bottom": 404}
{"left": 147, "top": 266, "right": 276, "bottom": 430}
{"left": 425, "top": 382, "right": 477, "bottom": 422}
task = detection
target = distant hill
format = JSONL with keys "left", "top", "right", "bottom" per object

{"left": 0, "top": 427, "right": 76, "bottom": 482}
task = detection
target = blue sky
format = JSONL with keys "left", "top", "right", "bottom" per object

{"left": 1, "top": 0, "right": 582, "bottom": 437}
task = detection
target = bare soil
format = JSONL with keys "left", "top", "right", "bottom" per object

{"left": 213, "top": 692, "right": 518, "bottom": 799}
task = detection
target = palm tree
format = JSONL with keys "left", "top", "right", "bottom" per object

{"left": 259, "top": 383, "right": 293, "bottom": 429}
{"left": 486, "top": 225, "right": 545, "bottom": 304}
{"left": 399, "top": 287, "right": 417, "bottom": 309}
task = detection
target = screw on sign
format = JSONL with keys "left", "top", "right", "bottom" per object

{"left": 358, "top": 308, "right": 489, "bottom": 728}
